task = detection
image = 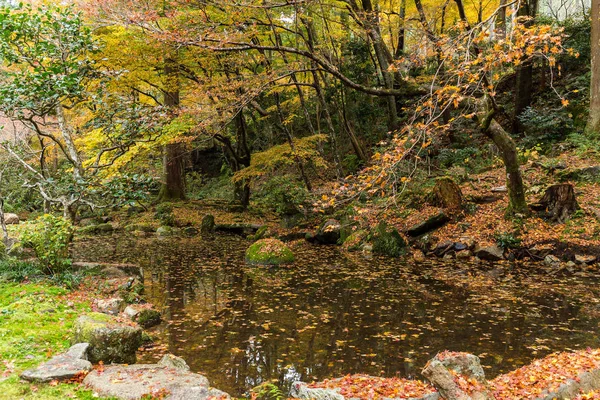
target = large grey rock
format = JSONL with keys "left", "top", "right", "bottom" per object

{"left": 4, "top": 213, "right": 19, "bottom": 224}
{"left": 314, "top": 219, "right": 342, "bottom": 245}
{"left": 20, "top": 343, "right": 91, "bottom": 383}
{"left": 73, "top": 313, "right": 142, "bottom": 364}
{"left": 474, "top": 245, "right": 504, "bottom": 261}
{"left": 290, "top": 382, "right": 344, "bottom": 400}
{"left": 83, "top": 362, "right": 229, "bottom": 400}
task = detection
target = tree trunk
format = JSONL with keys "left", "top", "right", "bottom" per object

{"left": 531, "top": 184, "right": 579, "bottom": 223}
{"left": 512, "top": 62, "right": 534, "bottom": 133}
{"left": 496, "top": 0, "right": 507, "bottom": 38}
{"left": 478, "top": 98, "right": 528, "bottom": 215}
{"left": 512, "top": 0, "right": 538, "bottom": 133}
{"left": 158, "top": 142, "right": 186, "bottom": 201}
{"left": 158, "top": 56, "right": 186, "bottom": 202}
{"left": 487, "top": 119, "right": 529, "bottom": 215}
{"left": 56, "top": 103, "right": 84, "bottom": 180}
{"left": 586, "top": 0, "right": 600, "bottom": 136}
{"left": 0, "top": 198, "right": 8, "bottom": 246}
{"left": 395, "top": 0, "right": 406, "bottom": 57}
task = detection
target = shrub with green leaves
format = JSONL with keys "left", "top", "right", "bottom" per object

{"left": 255, "top": 176, "right": 310, "bottom": 216}
{"left": 251, "top": 382, "right": 285, "bottom": 400}
{"left": 494, "top": 231, "right": 522, "bottom": 250}
{"left": 20, "top": 214, "right": 74, "bottom": 273}
{"left": 518, "top": 107, "right": 574, "bottom": 151}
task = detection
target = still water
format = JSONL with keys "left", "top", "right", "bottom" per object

{"left": 73, "top": 234, "right": 600, "bottom": 396}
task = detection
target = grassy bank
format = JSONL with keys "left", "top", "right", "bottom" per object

{"left": 0, "top": 260, "right": 102, "bottom": 399}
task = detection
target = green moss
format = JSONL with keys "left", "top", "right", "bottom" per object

{"left": 124, "top": 223, "right": 155, "bottom": 233}
{"left": 248, "top": 225, "right": 269, "bottom": 241}
{"left": 136, "top": 309, "right": 161, "bottom": 328}
{"left": 0, "top": 282, "right": 107, "bottom": 399}
{"left": 201, "top": 214, "right": 215, "bottom": 234}
{"left": 77, "top": 223, "right": 114, "bottom": 235}
{"left": 342, "top": 229, "right": 368, "bottom": 251}
{"left": 371, "top": 222, "right": 407, "bottom": 257}
{"left": 0, "top": 241, "right": 6, "bottom": 261}
{"left": 245, "top": 239, "right": 295, "bottom": 265}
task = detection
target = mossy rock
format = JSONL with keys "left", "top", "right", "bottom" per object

{"left": 245, "top": 239, "right": 295, "bottom": 265}
{"left": 124, "top": 223, "right": 155, "bottom": 233}
{"left": 371, "top": 223, "right": 407, "bottom": 257}
{"left": 342, "top": 229, "right": 368, "bottom": 251}
{"left": 77, "top": 223, "right": 114, "bottom": 235}
{"left": 248, "top": 225, "right": 269, "bottom": 241}
{"left": 73, "top": 312, "right": 142, "bottom": 364}
{"left": 136, "top": 309, "right": 162, "bottom": 329}
{"left": 201, "top": 214, "right": 215, "bottom": 234}
{"left": 156, "top": 226, "right": 175, "bottom": 237}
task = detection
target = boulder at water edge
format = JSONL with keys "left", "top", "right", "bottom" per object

{"left": 83, "top": 354, "right": 230, "bottom": 400}
{"left": 20, "top": 343, "right": 92, "bottom": 383}
{"left": 314, "top": 219, "right": 342, "bottom": 245}
{"left": 73, "top": 312, "right": 142, "bottom": 364}
{"left": 245, "top": 238, "right": 294, "bottom": 265}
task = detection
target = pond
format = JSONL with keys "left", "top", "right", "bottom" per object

{"left": 73, "top": 234, "right": 600, "bottom": 396}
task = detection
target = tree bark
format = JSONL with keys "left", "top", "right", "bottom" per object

{"left": 56, "top": 104, "right": 84, "bottom": 180}
{"left": 158, "top": 142, "right": 186, "bottom": 201}
{"left": 0, "top": 198, "right": 8, "bottom": 246}
{"left": 478, "top": 99, "right": 528, "bottom": 215}
{"left": 158, "top": 56, "right": 186, "bottom": 202}
{"left": 512, "top": 0, "right": 538, "bottom": 133}
{"left": 586, "top": 0, "right": 600, "bottom": 135}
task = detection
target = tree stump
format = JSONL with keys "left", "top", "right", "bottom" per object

{"left": 432, "top": 177, "right": 463, "bottom": 210}
{"left": 531, "top": 184, "right": 579, "bottom": 223}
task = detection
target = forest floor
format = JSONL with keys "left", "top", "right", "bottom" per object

{"left": 107, "top": 149, "right": 600, "bottom": 264}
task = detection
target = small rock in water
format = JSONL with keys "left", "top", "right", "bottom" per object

{"left": 136, "top": 309, "right": 162, "bottom": 329}
{"left": 158, "top": 354, "right": 190, "bottom": 371}
{"left": 314, "top": 219, "right": 342, "bottom": 245}
{"left": 474, "top": 245, "right": 504, "bottom": 261}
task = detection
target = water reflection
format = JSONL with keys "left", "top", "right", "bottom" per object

{"left": 73, "top": 234, "right": 600, "bottom": 396}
